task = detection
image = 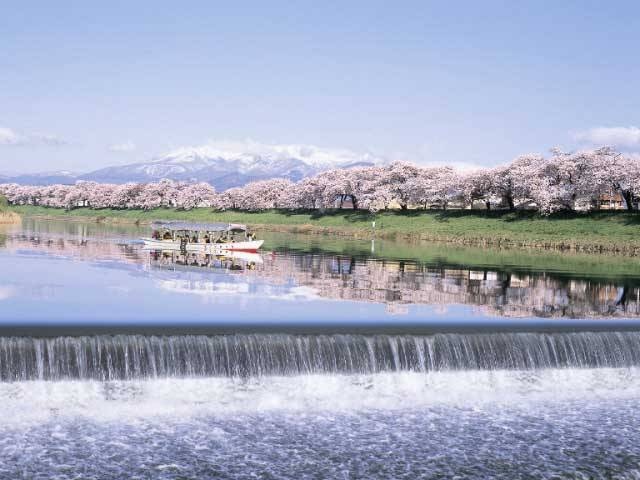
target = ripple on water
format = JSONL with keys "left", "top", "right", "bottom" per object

{"left": 0, "top": 369, "right": 639, "bottom": 478}
{"left": 1, "top": 403, "right": 640, "bottom": 479}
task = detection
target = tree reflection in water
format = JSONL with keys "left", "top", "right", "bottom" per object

{"left": 4, "top": 230, "right": 640, "bottom": 319}
{"left": 150, "top": 250, "right": 640, "bottom": 319}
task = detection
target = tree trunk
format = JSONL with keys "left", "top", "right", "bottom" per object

{"left": 400, "top": 203, "right": 408, "bottom": 210}
{"left": 485, "top": 200, "right": 491, "bottom": 210}
{"left": 351, "top": 195, "right": 358, "bottom": 210}
{"left": 622, "top": 190, "right": 635, "bottom": 211}
{"left": 505, "top": 194, "right": 515, "bottom": 210}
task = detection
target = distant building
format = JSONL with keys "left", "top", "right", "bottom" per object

{"left": 599, "top": 193, "right": 625, "bottom": 210}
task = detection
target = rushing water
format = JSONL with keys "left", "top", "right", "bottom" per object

{"left": 5, "top": 374, "right": 640, "bottom": 478}
{"left": 4, "top": 332, "right": 640, "bottom": 381}
{"left": 2, "top": 218, "right": 640, "bottom": 478}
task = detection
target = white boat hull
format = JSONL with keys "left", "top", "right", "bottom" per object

{"left": 141, "top": 238, "right": 264, "bottom": 253}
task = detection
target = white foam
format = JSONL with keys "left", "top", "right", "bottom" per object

{"left": 2, "top": 368, "right": 639, "bottom": 427}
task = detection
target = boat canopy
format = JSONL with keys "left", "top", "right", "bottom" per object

{"left": 152, "top": 221, "right": 247, "bottom": 233}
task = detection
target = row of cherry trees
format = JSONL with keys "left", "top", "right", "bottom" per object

{"left": 1, "top": 147, "right": 639, "bottom": 213}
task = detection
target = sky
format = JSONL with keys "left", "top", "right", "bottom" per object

{"left": 1, "top": 0, "right": 639, "bottom": 174}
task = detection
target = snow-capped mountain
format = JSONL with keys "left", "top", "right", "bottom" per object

{"left": 3, "top": 142, "right": 383, "bottom": 190}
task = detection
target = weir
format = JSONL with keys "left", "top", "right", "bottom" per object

{"left": 2, "top": 332, "right": 640, "bottom": 381}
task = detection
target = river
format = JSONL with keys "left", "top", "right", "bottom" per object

{"left": 1, "top": 218, "right": 640, "bottom": 478}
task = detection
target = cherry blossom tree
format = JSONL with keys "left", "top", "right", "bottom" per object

{"left": 219, "top": 187, "right": 244, "bottom": 210}
{"left": 591, "top": 147, "right": 640, "bottom": 210}
{"left": 404, "top": 166, "right": 460, "bottom": 209}
{"left": 460, "top": 169, "right": 496, "bottom": 209}
{"left": 315, "top": 166, "right": 384, "bottom": 210}
{"left": 382, "top": 162, "right": 422, "bottom": 210}
{"left": 219, "top": 179, "right": 293, "bottom": 211}
{"left": 139, "top": 179, "right": 178, "bottom": 209}
{"left": 284, "top": 176, "right": 324, "bottom": 209}
{"left": 1, "top": 146, "right": 638, "bottom": 213}
{"left": 175, "top": 182, "right": 218, "bottom": 210}
{"left": 492, "top": 155, "right": 546, "bottom": 210}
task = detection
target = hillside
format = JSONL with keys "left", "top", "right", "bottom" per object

{"left": 2, "top": 143, "right": 382, "bottom": 190}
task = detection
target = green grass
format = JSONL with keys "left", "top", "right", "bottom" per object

{"left": 9, "top": 205, "right": 640, "bottom": 253}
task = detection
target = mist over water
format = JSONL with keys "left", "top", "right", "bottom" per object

{"left": 3, "top": 219, "right": 640, "bottom": 478}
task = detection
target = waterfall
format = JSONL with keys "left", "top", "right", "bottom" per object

{"left": 2, "top": 332, "right": 640, "bottom": 381}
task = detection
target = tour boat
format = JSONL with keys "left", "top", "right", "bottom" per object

{"left": 141, "top": 221, "right": 264, "bottom": 253}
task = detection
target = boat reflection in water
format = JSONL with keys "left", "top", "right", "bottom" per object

{"left": 149, "top": 250, "right": 263, "bottom": 271}
{"left": 146, "top": 250, "right": 323, "bottom": 301}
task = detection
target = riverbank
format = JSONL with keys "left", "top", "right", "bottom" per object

{"left": 0, "top": 211, "right": 20, "bottom": 225}
{"left": 9, "top": 205, "right": 640, "bottom": 255}
{"left": 0, "top": 195, "right": 20, "bottom": 224}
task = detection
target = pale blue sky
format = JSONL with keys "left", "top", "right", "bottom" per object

{"left": 1, "top": 0, "right": 639, "bottom": 173}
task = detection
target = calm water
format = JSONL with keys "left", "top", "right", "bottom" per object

{"left": 2, "top": 218, "right": 640, "bottom": 331}
{"left": 2, "top": 218, "right": 640, "bottom": 478}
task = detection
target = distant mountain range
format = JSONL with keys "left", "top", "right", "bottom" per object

{"left": 0, "top": 143, "right": 382, "bottom": 191}
{"left": 0, "top": 171, "right": 78, "bottom": 186}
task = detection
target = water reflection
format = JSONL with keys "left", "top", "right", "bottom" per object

{"left": 2, "top": 221, "right": 640, "bottom": 320}
{"left": 150, "top": 250, "right": 262, "bottom": 270}
{"left": 146, "top": 251, "right": 640, "bottom": 318}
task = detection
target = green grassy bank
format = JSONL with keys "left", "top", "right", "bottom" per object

{"left": 9, "top": 205, "right": 640, "bottom": 254}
